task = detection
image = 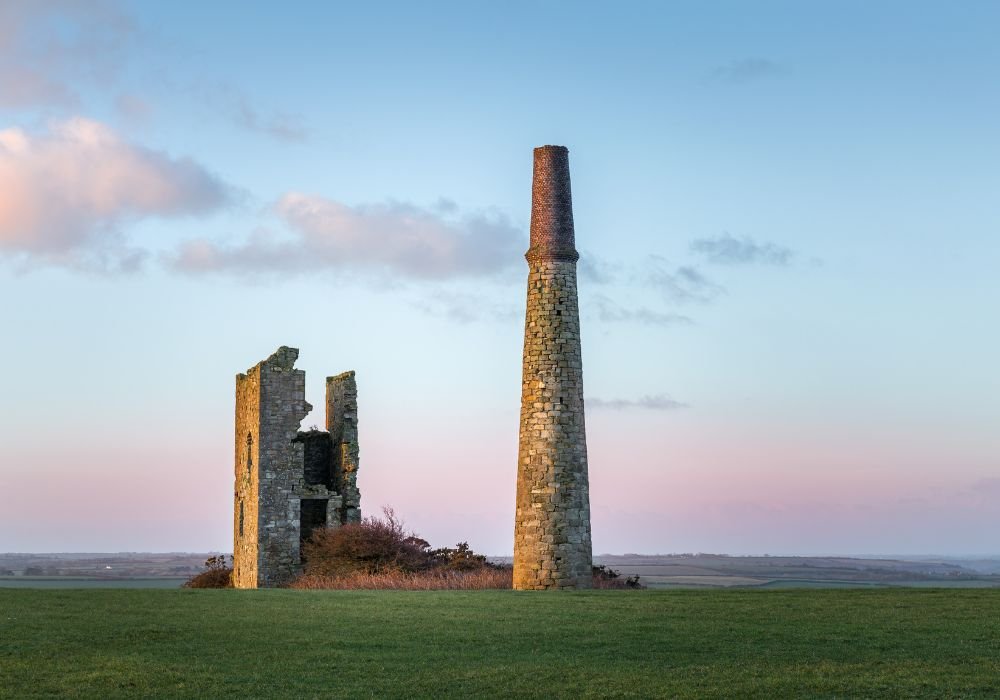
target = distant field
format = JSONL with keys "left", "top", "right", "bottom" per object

{"left": 757, "top": 579, "right": 1000, "bottom": 590}
{"left": 595, "top": 554, "right": 1000, "bottom": 589}
{"left": 5, "top": 553, "right": 998, "bottom": 590}
{"left": 643, "top": 578, "right": 1000, "bottom": 590}
{"left": 643, "top": 575, "right": 771, "bottom": 587}
{"left": 0, "top": 577, "right": 186, "bottom": 589}
{"left": 2, "top": 588, "right": 999, "bottom": 697}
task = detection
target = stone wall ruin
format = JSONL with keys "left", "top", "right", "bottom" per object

{"left": 233, "top": 346, "right": 360, "bottom": 588}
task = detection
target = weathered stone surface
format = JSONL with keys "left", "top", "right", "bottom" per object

{"left": 327, "top": 371, "right": 361, "bottom": 524}
{"left": 513, "top": 146, "right": 593, "bottom": 590}
{"left": 233, "top": 347, "right": 360, "bottom": 589}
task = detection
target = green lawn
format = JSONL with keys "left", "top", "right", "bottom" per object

{"left": 2, "top": 588, "right": 998, "bottom": 698}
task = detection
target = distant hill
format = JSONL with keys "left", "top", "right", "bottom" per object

{"left": 0, "top": 552, "right": 214, "bottom": 581}
{"left": 591, "top": 554, "right": 1000, "bottom": 588}
{"left": 4, "top": 552, "right": 999, "bottom": 589}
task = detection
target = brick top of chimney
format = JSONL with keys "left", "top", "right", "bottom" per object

{"left": 527, "top": 145, "right": 578, "bottom": 263}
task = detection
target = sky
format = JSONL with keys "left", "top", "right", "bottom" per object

{"left": 0, "top": 0, "right": 997, "bottom": 556}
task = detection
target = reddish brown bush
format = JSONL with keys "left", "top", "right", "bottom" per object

{"left": 183, "top": 555, "right": 233, "bottom": 589}
{"left": 296, "top": 507, "right": 510, "bottom": 589}
{"left": 295, "top": 508, "right": 643, "bottom": 591}
{"left": 301, "top": 507, "right": 431, "bottom": 576}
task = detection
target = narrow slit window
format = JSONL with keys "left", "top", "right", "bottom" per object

{"left": 246, "top": 433, "right": 253, "bottom": 474}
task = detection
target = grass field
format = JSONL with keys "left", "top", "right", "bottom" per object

{"left": 2, "top": 589, "right": 998, "bottom": 698}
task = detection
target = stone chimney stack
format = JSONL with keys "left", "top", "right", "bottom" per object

{"left": 513, "top": 145, "right": 593, "bottom": 590}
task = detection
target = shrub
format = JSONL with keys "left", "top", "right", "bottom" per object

{"left": 296, "top": 507, "right": 642, "bottom": 591}
{"left": 301, "top": 508, "right": 432, "bottom": 576}
{"left": 297, "top": 508, "right": 508, "bottom": 589}
{"left": 427, "top": 542, "right": 495, "bottom": 572}
{"left": 592, "top": 564, "right": 644, "bottom": 589}
{"left": 183, "top": 555, "right": 233, "bottom": 589}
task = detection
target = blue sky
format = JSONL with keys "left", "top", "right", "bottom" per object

{"left": 0, "top": 1, "right": 997, "bottom": 554}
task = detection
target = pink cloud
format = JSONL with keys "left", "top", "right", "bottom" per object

{"left": 0, "top": 118, "right": 229, "bottom": 270}
{"left": 171, "top": 193, "right": 524, "bottom": 279}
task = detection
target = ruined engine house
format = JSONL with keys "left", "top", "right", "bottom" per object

{"left": 233, "top": 346, "right": 360, "bottom": 588}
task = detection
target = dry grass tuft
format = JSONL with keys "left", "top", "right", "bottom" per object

{"left": 289, "top": 567, "right": 513, "bottom": 590}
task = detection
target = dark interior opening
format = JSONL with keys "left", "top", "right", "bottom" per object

{"left": 300, "top": 499, "right": 328, "bottom": 553}
{"left": 296, "top": 431, "right": 334, "bottom": 488}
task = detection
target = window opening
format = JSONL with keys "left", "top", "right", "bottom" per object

{"left": 246, "top": 433, "right": 253, "bottom": 474}
{"left": 299, "top": 499, "right": 328, "bottom": 555}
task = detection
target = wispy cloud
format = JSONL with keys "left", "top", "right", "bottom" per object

{"left": 591, "top": 294, "right": 692, "bottom": 327}
{"left": 432, "top": 197, "right": 459, "bottom": 215}
{"left": 0, "top": 118, "right": 230, "bottom": 271}
{"left": 0, "top": 3, "right": 308, "bottom": 145}
{"left": 412, "top": 291, "right": 519, "bottom": 324}
{"left": 170, "top": 194, "right": 525, "bottom": 279}
{"left": 578, "top": 254, "right": 620, "bottom": 284}
{"left": 710, "top": 58, "right": 784, "bottom": 85}
{"left": 588, "top": 394, "right": 688, "bottom": 411}
{"left": 971, "top": 478, "right": 1000, "bottom": 495}
{"left": 0, "top": 1, "right": 134, "bottom": 110}
{"left": 114, "top": 92, "right": 154, "bottom": 125}
{"left": 646, "top": 256, "right": 724, "bottom": 303}
{"left": 690, "top": 233, "right": 793, "bottom": 266}
{"left": 202, "top": 83, "right": 309, "bottom": 142}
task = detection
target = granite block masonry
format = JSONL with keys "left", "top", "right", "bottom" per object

{"left": 513, "top": 145, "right": 594, "bottom": 590}
{"left": 233, "top": 347, "right": 360, "bottom": 588}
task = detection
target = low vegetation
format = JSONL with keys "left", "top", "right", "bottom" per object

{"left": 289, "top": 567, "right": 512, "bottom": 590}
{"left": 296, "top": 507, "right": 510, "bottom": 589}
{"left": 181, "top": 555, "right": 232, "bottom": 589}
{"left": 295, "top": 508, "right": 641, "bottom": 590}
{"left": 2, "top": 588, "right": 999, "bottom": 697}
{"left": 591, "top": 564, "right": 644, "bottom": 589}
{"left": 182, "top": 508, "right": 645, "bottom": 591}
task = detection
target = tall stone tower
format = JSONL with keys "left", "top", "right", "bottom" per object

{"left": 513, "top": 145, "right": 593, "bottom": 590}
